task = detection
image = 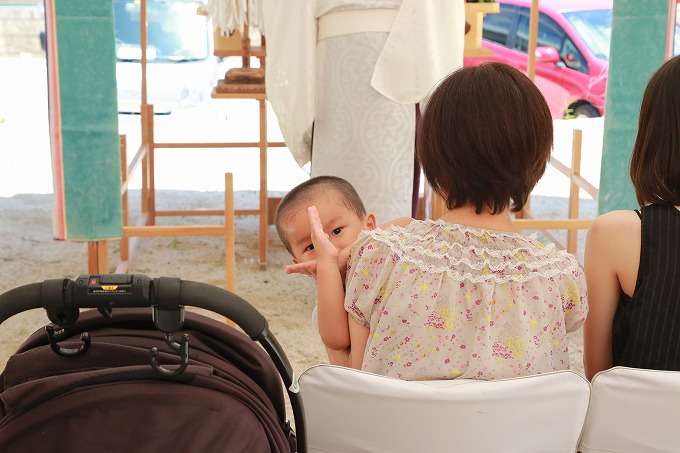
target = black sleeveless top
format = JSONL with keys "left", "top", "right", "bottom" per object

{"left": 612, "top": 204, "right": 680, "bottom": 370}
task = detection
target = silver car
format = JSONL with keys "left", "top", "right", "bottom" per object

{"left": 114, "top": 0, "right": 219, "bottom": 114}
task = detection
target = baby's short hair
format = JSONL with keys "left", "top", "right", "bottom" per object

{"left": 275, "top": 176, "right": 366, "bottom": 256}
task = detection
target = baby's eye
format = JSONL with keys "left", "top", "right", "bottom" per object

{"left": 304, "top": 244, "right": 315, "bottom": 252}
{"left": 331, "top": 227, "right": 342, "bottom": 236}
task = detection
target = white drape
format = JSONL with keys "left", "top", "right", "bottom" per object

{"left": 263, "top": 0, "right": 465, "bottom": 167}
{"left": 204, "top": 0, "right": 265, "bottom": 35}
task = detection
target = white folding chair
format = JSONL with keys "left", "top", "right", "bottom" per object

{"left": 578, "top": 366, "right": 680, "bottom": 453}
{"left": 298, "top": 365, "right": 591, "bottom": 453}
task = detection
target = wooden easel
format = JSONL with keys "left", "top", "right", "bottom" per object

{"left": 87, "top": 0, "right": 246, "bottom": 290}
{"left": 209, "top": 18, "right": 286, "bottom": 270}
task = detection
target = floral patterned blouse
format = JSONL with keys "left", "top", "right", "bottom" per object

{"left": 344, "top": 219, "right": 588, "bottom": 381}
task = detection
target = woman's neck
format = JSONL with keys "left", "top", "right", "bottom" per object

{"left": 438, "top": 205, "right": 519, "bottom": 233}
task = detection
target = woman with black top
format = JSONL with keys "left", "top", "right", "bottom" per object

{"left": 583, "top": 55, "right": 680, "bottom": 381}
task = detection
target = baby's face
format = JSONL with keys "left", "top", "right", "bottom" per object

{"left": 287, "top": 198, "right": 374, "bottom": 263}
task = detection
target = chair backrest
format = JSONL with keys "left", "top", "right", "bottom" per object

{"left": 579, "top": 366, "right": 680, "bottom": 453}
{"left": 298, "top": 365, "right": 591, "bottom": 453}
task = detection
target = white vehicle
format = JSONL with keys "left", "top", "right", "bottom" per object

{"left": 114, "top": 0, "right": 219, "bottom": 114}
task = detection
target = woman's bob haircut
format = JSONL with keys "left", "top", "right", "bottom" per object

{"left": 417, "top": 62, "right": 553, "bottom": 214}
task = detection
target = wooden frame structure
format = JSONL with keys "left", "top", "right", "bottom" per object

{"left": 119, "top": 115, "right": 237, "bottom": 282}
{"left": 465, "top": 2, "right": 501, "bottom": 56}
{"left": 86, "top": 0, "right": 283, "bottom": 290}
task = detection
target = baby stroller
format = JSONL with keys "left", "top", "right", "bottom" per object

{"left": 0, "top": 274, "right": 306, "bottom": 452}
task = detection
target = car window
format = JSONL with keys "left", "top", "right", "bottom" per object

{"left": 560, "top": 39, "right": 589, "bottom": 74}
{"left": 563, "top": 9, "right": 611, "bottom": 60}
{"left": 114, "top": 0, "right": 210, "bottom": 62}
{"left": 514, "top": 13, "right": 527, "bottom": 52}
{"left": 514, "top": 11, "right": 564, "bottom": 52}
{"left": 482, "top": 6, "right": 517, "bottom": 45}
{"left": 536, "top": 14, "right": 565, "bottom": 50}
{"left": 512, "top": 9, "right": 589, "bottom": 75}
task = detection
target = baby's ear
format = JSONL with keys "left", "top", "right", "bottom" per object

{"left": 365, "top": 212, "right": 377, "bottom": 230}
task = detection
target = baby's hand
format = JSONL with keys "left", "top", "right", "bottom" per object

{"left": 308, "top": 206, "right": 339, "bottom": 263}
{"left": 283, "top": 206, "right": 342, "bottom": 279}
{"left": 285, "top": 261, "right": 318, "bottom": 279}
{"left": 337, "top": 245, "right": 351, "bottom": 280}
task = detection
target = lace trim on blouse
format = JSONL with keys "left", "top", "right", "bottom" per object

{"left": 355, "top": 219, "right": 581, "bottom": 284}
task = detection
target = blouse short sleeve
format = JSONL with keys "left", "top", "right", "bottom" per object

{"left": 561, "top": 268, "right": 588, "bottom": 333}
{"left": 344, "top": 232, "right": 395, "bottom": 328}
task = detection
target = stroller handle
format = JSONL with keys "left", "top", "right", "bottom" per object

{"left": 0, "top": 275, "right": 295, "bottom": 387}
{"left": 0, "top": 275, "right": 308, "bottom": 451}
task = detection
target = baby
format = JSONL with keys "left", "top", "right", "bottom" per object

{"left": 275, "top": 175, "right": 409, "bottom": 365}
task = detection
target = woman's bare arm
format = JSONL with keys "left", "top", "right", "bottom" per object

{"left": 583, "top": 210, "right": 641, "bottom": 380}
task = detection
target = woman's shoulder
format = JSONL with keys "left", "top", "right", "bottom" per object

{"left": 585, "top": 209, "right": 641, "bottom": 263}
{"left": 588, "top": 209, "right": 641, "bottom": 237}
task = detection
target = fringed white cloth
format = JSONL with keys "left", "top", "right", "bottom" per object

{"left": 204, "top": 0, "right": 264, "bottom": 35}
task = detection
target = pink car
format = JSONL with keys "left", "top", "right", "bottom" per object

{"left": 465, "top": 0, "right": 612, "bottom": 118}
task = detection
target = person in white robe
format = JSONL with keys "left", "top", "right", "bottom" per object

{"left": 263, "top": 0, "right": 465, "bottom": 222}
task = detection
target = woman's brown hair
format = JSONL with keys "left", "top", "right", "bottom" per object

{"left": 629, "top": 55, "right": 680, "bottom": 207}
{"left": 417, "top": 62, "right": 553, "bottom": 214}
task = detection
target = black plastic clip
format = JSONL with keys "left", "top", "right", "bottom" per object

{"left": 45, "top": 324, "right": 91, "bottom": 357}
{"left": 149, "top": 332, "right": 189, "bottom": 377}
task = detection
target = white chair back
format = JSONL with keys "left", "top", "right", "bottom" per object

{"left": 298, "top": 365, "right": 590, "bottom": 453}
{"left": 579, "top": 366, "right": 680, "bottom": 453}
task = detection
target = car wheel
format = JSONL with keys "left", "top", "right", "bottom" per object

{"left": 572, "top": 104, "right": 600, "bottom": 119}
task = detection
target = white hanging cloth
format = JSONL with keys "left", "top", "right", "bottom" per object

{"left": 203, "top": 0, "right": 264, "bottom": 35}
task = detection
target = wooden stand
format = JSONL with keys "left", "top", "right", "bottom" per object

{"left": 211, "top": 84, "right": 272, "bottom": 269}
{"left": 464, "top": 2, "right": 501, "bottom": 57}
{"left": 207, "top": 23, "right": 283, "bottom": 270}
{"left": 213, "top": 28, "right": 266, "bottom": 67}
{"left": 86, "top": 116, "right": 239, "bottom": 292}
{"left": 106, "top": 125, "right": 238, "bottom": 290}
{"left": 87, "top": 2, "right": 263, "bottom": 299}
